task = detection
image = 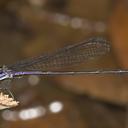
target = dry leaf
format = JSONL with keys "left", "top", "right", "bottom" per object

{"left": 0, "top": 92, "right": 19, "bottom": 110}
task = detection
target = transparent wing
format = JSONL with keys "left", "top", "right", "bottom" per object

{"left": 8, "top": 37, "right": 110, "bottom": 71}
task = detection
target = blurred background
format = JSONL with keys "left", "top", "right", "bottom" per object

{"left": 0, "top": 0, "right": 128, "bottom": 128}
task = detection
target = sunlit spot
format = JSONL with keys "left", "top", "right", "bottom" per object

{"left": 49, "top": 101, "right": 63, "bottom": 113}
{"left": 2, "top": 110, "right": 18, "bottom": 121}
{"left": 28, "top": 75, "right": 40, "bottom": 86}
{"left": 19, "top": 106, "right": 46, "bottom": 120}
{"left": 70, "top": 18, "right": 83, "bottom": 29}
{"left": 2, "top": 106, "right": 46, "bottom": 121}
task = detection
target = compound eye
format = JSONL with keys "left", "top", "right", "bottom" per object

{"left": 0, "top": 72, "right": 4, "bottom": 76}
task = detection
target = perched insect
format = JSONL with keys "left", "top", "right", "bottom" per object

{"left": 0, "top": 37, "right": 112, "bottom": 109}
{"left": 0, "top": 37, "right": 110, "bottom": 81}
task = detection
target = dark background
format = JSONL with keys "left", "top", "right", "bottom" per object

{"left": 0, "top": 0, "right": 128, "bottom": 128}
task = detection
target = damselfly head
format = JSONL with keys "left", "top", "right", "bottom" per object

{"left": 0, "top": 66, "right": 13, "bottom": 81}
